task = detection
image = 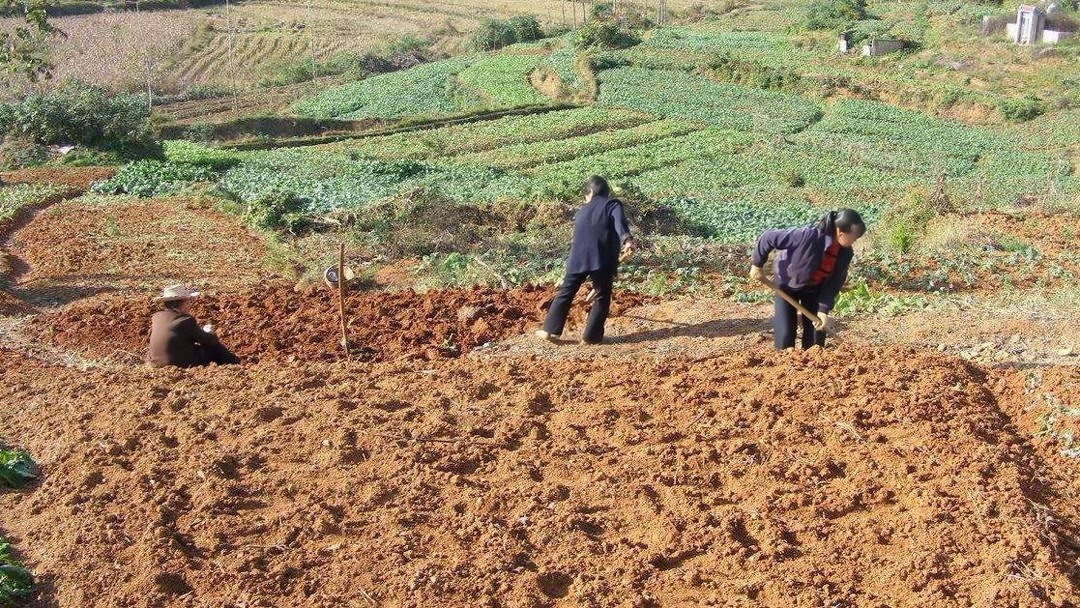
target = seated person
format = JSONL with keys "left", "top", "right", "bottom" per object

{"left": 147, "top": 284, "right": 239, "bottom": 368}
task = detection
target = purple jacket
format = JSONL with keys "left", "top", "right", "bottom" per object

{"left": 753, "top": 225, "right": 854, "bottom": 313}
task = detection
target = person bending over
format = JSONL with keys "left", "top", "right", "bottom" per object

{"left": 147, "top": 284, "right": 240, "bottom": 368}
{"left": 535, "top": 175, "right": 637, "bottom": 345}
{"left": 750, "top": 208, "right": 866, "bottom": 350}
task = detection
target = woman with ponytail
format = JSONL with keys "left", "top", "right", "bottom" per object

{"left": 750, "top": 208, "right": 866, "bottom": 350}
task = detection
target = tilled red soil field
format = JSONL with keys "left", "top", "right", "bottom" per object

{"left": 1, "top": 345, "right": 1077, "bottom": 607}
{"left": 27, "top": 283, "right": 656, "bottom": 364}
{"left": 7, "top": 197, "right": 273, "bottom": 288}
{"left": 1, "top": 167, "right": 115, "bottom": 193}
{"left": 993, "top": 365, "right": 1080, "bottom": 572}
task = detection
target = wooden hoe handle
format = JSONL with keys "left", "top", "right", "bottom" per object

{"left": 756, "top": 275, "right": 824, "bottom": 330}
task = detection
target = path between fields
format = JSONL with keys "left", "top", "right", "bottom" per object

{"left": 483, "top": 295, "right": 1080, "bottom": 369}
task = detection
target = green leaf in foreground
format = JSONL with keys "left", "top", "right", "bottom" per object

{"left": 0, "top": 450, "right": 37, "bottom": 488}
{"left": 0, "top": 563, "right": 34, "bottom": 602}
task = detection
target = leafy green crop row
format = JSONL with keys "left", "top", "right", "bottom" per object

{"left": 162, "top": 140, "right": 246, "bottom": 171}
{"left": 291, "top": 56, "right": 484, "bottom": 120}
{"left": 597, "top": 67, "right": 822, "bottom": 133}
{"left": 0, "top": 448, "right": 36, "bottom": 602}
{"left": 213, "top": 69, "right": 1074, "bottom": 244}
{"left": 527, "top": 127, "right": 754, "bottom": 181}
{"left": 805, "top": 99, "right": 1075, "bottom": 202}
{"left": 91, "top": 160, "right": 218, "bottom": 197}
{"left": 642, "top": 28, "right": 803, "bottom": 69}
{"left": 292, "top": 51, "right": 555, "bottom": 120}
{"left": 330, "top": 107, "right": 651, "bottom": 161}
{"left": 0, "top": 537, "right": 34, "bottom": 604}
{"left": 458, "top": 52, "right": 549, "bottom": 107}
{"left": 545, "top": 35, "right": 584, "bottom": 91}
{"left": 451, "top": 119, "right": 700, "bottom": 169}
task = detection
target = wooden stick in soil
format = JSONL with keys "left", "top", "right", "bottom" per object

{"left": 338, "top": 242, "right": 350, "bottom": 360}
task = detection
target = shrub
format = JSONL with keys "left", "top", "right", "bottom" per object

{"left": 0, "top": 79, "right": 160, "bottom": 158}
{"left": 804, "top": 0, "right": 868, "bottom": 30}
{"left": 1046, "top": 11, "right": 1079, "bottom": 32}
{"left": 706, "top": 52, "right": 802, "bottom": 91}
{"left": 591, "top": 2, "right": 615, "bottom": 20}
{"left": 353, "top": 189, "right": 507, "bottom": 257}
{"left": 470, "top": 16, "right": 542, "bottom": 51}
{"left": 574, "top": 21, "right": 642, "bottom": 49}
{"left": 0, "top": 135, "right": 48, "bottom": 170}
{"left": 999, "top": 95, "right": 1049, "bottom": 122}
{"left": 877, "top": 185, "right": 936, "bottom": 253}
{"left": 508, "top": 15, "right": 544, "bottom": 43}
{"left": 844, "top": 19, "right": 897, "bottom": 45}
{"left": 245, "top": 190, "right": 311, "bottom": 234}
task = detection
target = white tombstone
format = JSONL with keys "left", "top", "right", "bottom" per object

{"left": 1014, "top": 4, "right": 1046, "bottom": 44}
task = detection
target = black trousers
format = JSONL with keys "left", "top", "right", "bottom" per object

{"left": 774, "top": 287, "right": 826, "bottom": 350}
{"left": 542, "top": 269, "right": 615, "bottom": 344}
{"left": 194, "top": 341, "right": 240, "bottom": 367}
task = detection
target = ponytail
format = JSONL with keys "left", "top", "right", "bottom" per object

{"left": 817, "top": 208, "right": 865, "bottom": 238}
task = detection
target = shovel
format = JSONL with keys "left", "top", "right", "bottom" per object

{"left": 755, "top": 274, "right": 825, "bottom": 330}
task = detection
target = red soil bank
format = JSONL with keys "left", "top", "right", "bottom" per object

{"left": 29, "top": 283, "right": 656, "bottom": 364}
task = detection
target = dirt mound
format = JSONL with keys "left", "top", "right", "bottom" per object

{"left": 29, "top": 283, "right": 656, "bottom": 364}
{"left": 0, "top": 345, "right": 1075, "bottom": 607}
{"left": 1, "top": 166, "right": 115, "bottom": 192}
{"left": 8, "top": 197, "right": 274, "bottom": 290}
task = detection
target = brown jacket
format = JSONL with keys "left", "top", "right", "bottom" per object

{"left": 147, "top": 308, "right": 239, "bottom": 368}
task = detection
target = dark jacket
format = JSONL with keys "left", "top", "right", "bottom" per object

{"left": 566, "top": 195, "right": 633, "bottom": 274}
{"left": 753, "top": 225, "right": 854, "bottom": 313}
{"left": 148, "top": 308, "right": 238, "bottom": 368}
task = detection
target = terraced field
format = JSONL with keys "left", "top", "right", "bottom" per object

{"left": 216, "top": 82, "right": 1075, "bottom": 243}
{"left": 291, "top": 48, "right": 557, "bottom": 119}
{"left": 25, "top": 1, "right": 1075, "bottom": 246}
{"left": 4, "top": 0, "right": 697, "bottom": 98}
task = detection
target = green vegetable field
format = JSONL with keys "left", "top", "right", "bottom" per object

{"left": 109, "top": 19, "right": 1078, "bottom": 245}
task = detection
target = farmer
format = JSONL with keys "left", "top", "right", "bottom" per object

{"left": 750, "top": 208, "right": 866, "bottom": 350}
{"left": 147, "top": 284, "right": 240, "bottom": 368}
{"left": 535, "top": 175, "right": 637, "bottom": 345}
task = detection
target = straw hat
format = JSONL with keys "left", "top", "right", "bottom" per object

{"left": 153, "top": 284, "right": 201, "bottom": 302}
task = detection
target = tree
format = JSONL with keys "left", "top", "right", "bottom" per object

{"left": 1, "top": 0, "right": 55, "bottom": 82}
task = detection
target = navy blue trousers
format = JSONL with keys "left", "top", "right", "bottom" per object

{"left": 542, "top": 269, "right": 615, "bottom": 344}
{"left": 775, "top": 287, "right": 826, "bottom": 350}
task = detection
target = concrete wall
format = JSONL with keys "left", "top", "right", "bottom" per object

{"left": 862, "top": 39, "right": 906, "bottom": 56}
{"left": 1043, "top": 29, "right": 1074, "bottom": 44}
